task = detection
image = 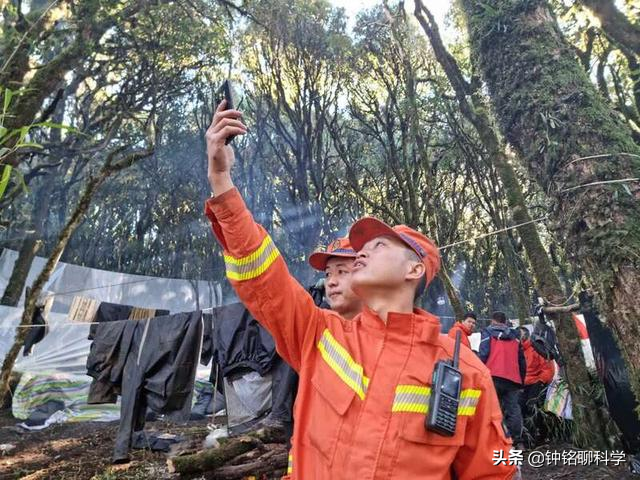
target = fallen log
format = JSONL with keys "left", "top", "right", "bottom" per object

{"left": 206, "top": 447, "right": 288, "bottom": 479}
{"left": 167, "top": 436, "right": 260, "bottom": 475}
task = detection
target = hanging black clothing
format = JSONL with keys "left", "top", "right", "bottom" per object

{"left": 579, "top": 291, "right": 640, "bottom": 453}
{"left": 86, "top": 311, "right": 202, "bottom": 463}
{"left": 212, "top": 302, "right": 277, "bottom": 376}
{"left": 23, "top": 306, "right": 47, "bottom": 356}
{"left": 88, "top": 302, "right": 169, "bottom": 340}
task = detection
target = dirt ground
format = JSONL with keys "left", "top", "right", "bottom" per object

{"left": 0, "top": 410, "right": 637, "bottom": 479}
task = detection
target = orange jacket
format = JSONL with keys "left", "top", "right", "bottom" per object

{"left": 205, "top": 188, "right": 516, "bottom": 480}
{"left": 448, "top": 322, "right": 472, "bottom": 349}
{"left": 522, "top": 340, "right": 555, "bottom": 385}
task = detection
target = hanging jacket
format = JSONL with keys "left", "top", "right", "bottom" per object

{"left": 204, "top": 188, "right": 516, "bottom": 480}
{"left": 23, "top": 306, "right": 47, "bottom": 356}
{"left": 447, "top": 322, "right": 472, "bottom": 349}
{"left": 522, "top": 339, "right": 554, "bottom": 385}
{"left": 212, "top": 302, "right": 277, "bottom": 377}
{"left": 479, "top": 324, "right": 526, "bottom": 387}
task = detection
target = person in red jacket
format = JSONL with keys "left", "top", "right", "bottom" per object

{"left": 448, "top": 311, "right": 477, "bottom": 349}
{"left": 518, "top": 327, "right": 555, "bottom": 445}
{"left": 479, "top": 312, "right": 526, "bottom": 447}
{"left": 203, "top": 101, "right": 517, "bottom": 479}
{"left": 309, "top": 237, "right": 361, "bottom": 320}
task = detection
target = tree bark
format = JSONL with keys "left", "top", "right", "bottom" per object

{"left": 0, "top": 147, "right": 153, "bottom": 400}
{"left": 0, "top": 1, "right": 149, "bottom": 168}
{"left": 576, "top": 0, "right": 640, "bottom": 57}
{"left": 497, "top": 233, "right": 530, "bottom": 323}
{"left": 0, "top": 236, "right": 42, "bottom": 307}
{"left": 167, "top": 437, "right": 261, "bottom": 475}
{"left": 438, "top": 269, "right": 465, "bottom": 320}
{"left": 209, "top": 448, "right": 287, "bottom": 479}
{"left": 414, "top": 0, "right": 616, "bottom": 448}
{"left": 1, "top": 180, "right": 55, "bottom": 306}
{"left": 458, "top": 0, "right": 640, "bottom": 420}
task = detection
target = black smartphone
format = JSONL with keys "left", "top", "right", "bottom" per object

{"left": 215, "top": 79, "right": 237, "bottom": 145}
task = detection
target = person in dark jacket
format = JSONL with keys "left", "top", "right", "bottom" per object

{"left": 479, "top": 311, "right": 526, "bottom": 445}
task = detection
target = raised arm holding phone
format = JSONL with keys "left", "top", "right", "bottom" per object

{"left": 203, "top": 93, "right": 517, "bottom": 479}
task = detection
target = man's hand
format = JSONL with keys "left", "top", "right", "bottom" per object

{"left": 206, "top": 100, "right": 247, "bottom": 195}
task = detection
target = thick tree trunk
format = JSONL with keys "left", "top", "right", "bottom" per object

{"left": 459, "top": 0, "right": 640, "bottom": 416}
{"left": 414, "top": 1, "right": 616, "bottom": 448}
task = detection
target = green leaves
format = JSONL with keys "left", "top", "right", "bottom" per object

{"left": 0, "top": 164, "right": 11, "bottom": 200}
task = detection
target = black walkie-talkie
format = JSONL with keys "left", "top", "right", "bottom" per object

{"left": 426, "top": 331, "right": 463, "bottom": 436}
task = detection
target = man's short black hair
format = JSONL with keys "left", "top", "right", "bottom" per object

{"left": 492, "top": 311, "right": 507, "bottom": 324}
{"left": 464, "top": 311, "right": 477, "bottom": 321}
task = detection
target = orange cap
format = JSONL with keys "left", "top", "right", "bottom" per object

{"left": 349, "top": 217, "right": 441, "bottom": 285}
{"left": 308, "top": 237, "right": 357, "bottom": 271}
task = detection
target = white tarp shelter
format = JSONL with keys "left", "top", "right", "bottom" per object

{"left": 0, "top": 249, "right": 222, "bottom": 426}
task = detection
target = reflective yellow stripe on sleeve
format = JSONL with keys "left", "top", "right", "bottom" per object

{"left": 458, "top": 388, "right": 481, "bottom": 416}
{"left": 317, "top": 329, "right": 369, "bottom": 400}
{"left": 287, "top": 453, "right": 293, "bottom": 474}
{"left": 224, "top": 235, "right": 280, "bottom": 281}
{"left": 392, "top": 384, "right": 431, "bottom": 413}
{"left": 392, "top": 385, "right": 482, "bottom": 416}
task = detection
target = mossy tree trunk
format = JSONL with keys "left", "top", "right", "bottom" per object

{"left": 497, "top": 233, "right": 530, "bottom": 323}
{"left": 458, "top": 0, "right": 640, "bottom": 415}
{"left": 414, "top": 1, "right": 615, "bottom": 448}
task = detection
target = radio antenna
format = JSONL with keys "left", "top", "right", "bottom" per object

{"left": 453, "top": 331, "right": 461, "bottom": 369}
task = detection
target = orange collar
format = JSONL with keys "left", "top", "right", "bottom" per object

{"left": 357, "top": 306, "right": 441, "bottom": 345}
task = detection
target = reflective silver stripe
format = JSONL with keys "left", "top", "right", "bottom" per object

{"left": 392, "top": 385, "right": 482, "bottom": 416}
{"left": 392, "top": 385, "right": 430, "bottom": 413}
{"left": 317, "top": 329, "right": 368, "bottom": 399}
{"left": 224, "top": 235, "right": 280, "bottom": 281}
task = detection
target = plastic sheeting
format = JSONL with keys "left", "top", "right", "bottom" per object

{"left": 1, "top": 307, "right": 117, "bottom": 374}
{"left": 0, "top": 307, "right": 91, "bottom": 373}
{"left": 224, "top": 371, "right": 273, "bottom": 433}
{"left": 0, "top": 248, "right": 222, "bottom": 314}
{"left": 0, "top": 246, "right": 224, "bottom": 428}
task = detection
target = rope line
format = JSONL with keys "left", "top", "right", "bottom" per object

{"left": 438, "top": 216, "right": 548, "bottom": 251}
{"left": 0, "top": 306, "right": 217, "bottom": 329}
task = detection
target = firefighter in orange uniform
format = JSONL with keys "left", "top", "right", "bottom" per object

{"left": 309, "top": 237, "right": 361, "bottom": 320}
{"left": 448, "top": 312, "right": 477, "bottom": 349}
{"left": 204, "top": 102, "right": 517, "bottom": 479}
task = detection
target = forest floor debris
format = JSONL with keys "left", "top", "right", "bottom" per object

{"left": 0, "top": 410, "right": 636, "bottom": 479}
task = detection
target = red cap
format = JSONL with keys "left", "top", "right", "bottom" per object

{"left": 348, "top": 217, "right": 441, "bottom": 285}
{"left": 308, "top": 237, "right": 357, "bottom": 271}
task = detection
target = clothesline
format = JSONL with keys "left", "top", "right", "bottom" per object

{"left": 0, "top": 307, "right": 217, "bottom": 329}
{"left": 1, "top": 309, "right": 514, "bottom": 329}
{"left": 437, "top": 216, "right": 548, "bottom": 251}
